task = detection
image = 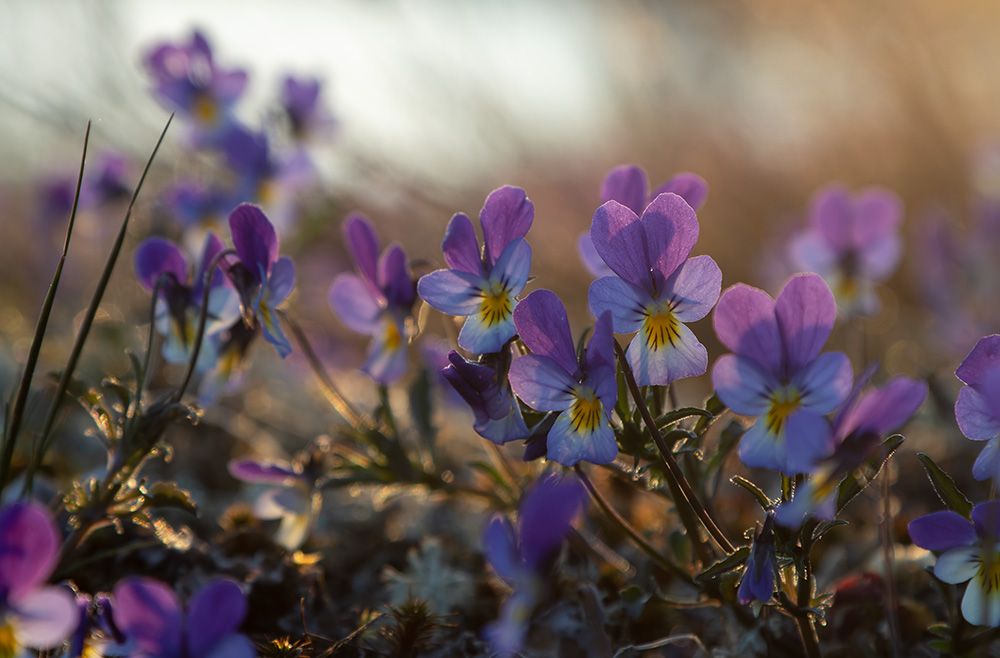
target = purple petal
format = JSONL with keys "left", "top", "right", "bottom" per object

{"left": 577, "top": 233, "right": 613, "bottom": 278}
{"left": 973, "top": 500, "right": 1000, "bottom": 540}
{"left": 518, "top": 473, "right": 586, "bottom": 570}
{"left": 11, "top": 586, "right": 77, "bottom": 649}
{"left": 195, "top": 232, "right": 227, "bottom": 295}
{"left": 653, "top": 172, "right": 709, "bottom": 211}
{"left": 626, "top": 320, "right": 707, "bottom": 386}
{"left": 956, "top": 335, "right": 1000, "bottom": 388}
{"left": 458, "top": 313, "right": 515, "bottom": 355}
{"left": 585, "top": 312, "right": 617, "bottom": 409}
{"left": 377, "top": 244, "right": 414, "bottom": 308}
{"left": 329, "top": 273, "right": 382, "bottom": 335}
{"left": 512, "top": 290, "right": 578, "bottom": 375}
{"left": 228, "top": 459, "right": 300, "bottom": 485}
{"left": 590, "top": 200, "right": 650, "bottom": 289}
{"left": 475, "top": 405, "right": 529, "bottom": 445}
{"left": 483, "top": 515, "right": 520, "bottom": 584}
{"left": 713, "top": 284, "right": 782, "bottom": 375}
{"left": 737, "top": 522, "right": 775, "bottom": 604}
{"left": 0, "top": 502, "right": 60, "bottom": 599}
{"left": 135, "top": 238, "right": 189, "bottom": 290}
{"left": 256, "top": 295, "right": 293, "bottom": 359}
{"left": 783, "top": 410, "right": 835, "bottom": 474}
{"left": 587, "top": 276, "right": 649, "bottom": 334}
{"left": 973, "top": 438, "right": 1000, "bottom": 481}
{"left": 810, "top": 185, "right": 854, "bottom": 252}
{"left": 854, "top": 188, "right": 903, "bottom": 245}
{"left": 444, "top": 351, "right": 507, "bottom": 420}
{"left": 480, "top": 186, "right": 534, "bottom": 266}
{"left": 859, "top": 234, "right": 901, "bottom": 281}
{"left": 642, "top": 192, "right": 699, "bottom": 284}
{"left": 665, "top": 255, "right": 722, "bottom": 323}
{"left": 600, "top": 165, "right": 648, "bottom": 214}
{"left": 485, "top": 589, "right": 534, "bottom": 657}
{"left": 200, "top": 634, "right": 255, "bottom": 658}
{"left": 266, "top": 257, "right": 296, "bottom": 307}
{"left": 417, "top": 269, "right": 482, "bottom": 316}
{"left": 955, "top": 386, "right": 1000, "bottom": 441}
{"left": 546, "top": 408, "right": 618, "bottom": 466}
{"left": 508, "top": 355, "right": 575, "bottom": 412}
{"left": 711, "top": 354, "right": 774, "bottom": 416}
{"left": 186, "top": 579, "right": 247, "bottom": 658}
{"left": 491, "top": 238, "right": 532, "bottom": 296}
{"left": 343, "top": 213, "right": 380, "bottom": 285}
{"left": 112, "top": 578, "right": 182, "bottom": 657}
{"left": 737, "top": 419, "right": 786, "bottom": 472}
{"left": 793, "top": 352, "right": 852, "bottom": 414}
{"left": 229, "top": 204, "right": 278, "bottom": 281}
{"left": 788, "top": 230, "right": 837, "bottom": 276}
{"left": 840, "top": 377, "right": 926, "bottom": 437}
{"left": 775, "top": 274, "right": 837, "bottom": 373}
{"left": 442, "top": 213, "right": 482, "bottom": 276}
{"left": 362, "top": 317, "right": 409, "bottom": 384}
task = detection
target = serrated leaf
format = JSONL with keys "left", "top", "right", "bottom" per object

{"left": 730, "top": 475, "right": 773, "bottom": 509}
{"left": 917, "top": 452, "right": 973, "bottom": 518}
{"left": 696, "top": 545, "right": 750, "bottom": 581}
{"left": 145, "top": 482, "right": 197, "bottom": 514}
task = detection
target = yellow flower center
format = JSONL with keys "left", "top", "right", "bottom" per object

{"left": 979, "top": 554, "right": 1000, "bottom": 593}
{"left": 0, "top": 623, "right": 18, "bottom": 658}
{"left": 194, "top": 94, "right": 218, "bottom": 123}
{"left": 384, "top": 317, "right": 402, "bottom": 351}
{"left": 569, "top": 391, "right": 603, "bottom": 435}
{"left": 765, "top": 387, "right": 802, "bottom": 435}
{"left": 642, "top": 306, "right": 681, "bottom": 351}
{"left": 479, "top": 285, "right": 512, "bottom": 328}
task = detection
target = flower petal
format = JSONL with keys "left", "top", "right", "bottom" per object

{"left": 483, "top": 515, "right": 520, "bottom": 585}
{"left": 377, "top": 244, "right": 415, "bottom": 308}
{"left": 12, "top": 586, "right": 77, "bottom": 649}
{"left": 955, "top": 386, "right": 1000, "bottom": 441}
{"left": 711, "top": 354, "right": 774, "bottom": 416}
{"left": 545, "top": 409, "right": 618, "bottom": 467}
{"left": 228, "top": 459, "right": 300, "bottom": 485}
{"left": 417, "top": 269, "right": 482, "bottom": 316}
{"left": 518, "top": 473, "right": 586, "bottom": 569}
{"left": 973, "top": 438, "right": 1000, "bottom": 482}
{"left": 229, "top": 204, "right": 278, "bottom": 280}
{"left": 783, "top": 410, "right": 835, "bottom": 474}
{"left": 491, "top": 238, "right": 531, "bottom": 296}
{"left": 577, "top": 233, "right": 613, "bottom": 278}
{"left": 840, "top": 377, "right": 926, "bottom": 437}
{"left": 653, "top": 172, "right": 709, "bottom": 211}
{"left": 794, "top": 352, "right": 853, "bottom": 414}
{"left": 600, "top": 164, "right": 648, "bottom": 214}
{"left": 202, "top": 634, "right": 256, "bottom": 658}
{"left": 0, "top": 502, "right": 60, "bottom": 599}
{"left": 362, "top": 317, "right": 409, "bottom": 384}
{"left": 135, "top": 237, "right": 189, "bottom": 290}
{"left": 458, "top": 311, "right": 516, "bottom": 355}
{"left": 442, "top": 212, "right": 482, "bottom": 275}
{"left": 585, "top": 312, "right": 617, "bottom": 409}
{"left": 480, "top": 185, "right": 533, "bottom": 266}
{"left": 956, "top": 335, "right": 1000, "bottom": 387}
{"left": 187, "top": 579, "right": 248, "bottom": 658}
{"left": 512, "top": 290, "right": 578, "bottom": 375}
{"left": 590, "top": 200, "right": 650, "bottom": 289}
{"left": 626, "top": 320, "right": 707, "bottom": 386}
{"left": 935, "top": 546, "right": 981, "bottom": 584}
{"left": 329, "top": 273, "right": 382, "bottom": 335}
{"left": 642, "top": 192, "right": 699, "bottom": 284}
{"left": 973, "top": 500, "right": 1000, "bottom": 540}
{"left": 713, "top": 283, "right": 782, "bottom": 375}
{"left": 587, "top": 276, "right": 648, "bottom": 334}
{"left": 908, "top": 511, "right": 977, "bottom": 552}
{"left": 508, "top": 355, "right": 575, "bottom": 412}
{"left": 775, "top": 273, "right": 837, "bottom": 372}
{"left": 788, "top": 230, "right": 837, "bottom": 276}
{"left": 342, "top": 213, "right": 379, "bottom": 285}
{"left": 809, "top": 185, "right": 854, "bottom": 252}
{"left": 266, "top": 256, "right": 296, "bottom": 307}
{"left": 665, "top": 255, "right": 722, "bottom": 323}
{"left": 737, "top": 419, "right": 785, "bottom": 472}
{"left": 112, "top": 577, "right": 183, "bottom": 657}
{"left": 961, "top": 574, "right": 1000, "bottom": 627}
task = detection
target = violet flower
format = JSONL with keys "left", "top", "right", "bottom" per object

{"left": 483, "top": 472, "right": 586, "bottom": 656}
{"left": 711, "top": 273, "right": 853, "bottom": 474}
{"left": 738, "top": 514, "right": 777, "bottom": 605}
{"left": 442, "top": 350, "right": 528, "bottom": 445}
{"left": 0, "top": 502, "right": 77, "bottom": 653}
{"left": 587, "top": 192, "right": 721, "bottom": 386}
{"left": 789, "top": 185, "right": 903, "bottom": 316}
{"left": 508, "top": 290, "right": 617, "bottom": 466}
{"left": 112, "top": 577, "right": 254, "bottom": 658}
{"left": 162, "top": 181, "right": 236, "bottom": 232}
{"left": 909, "top": 501, "right": 1000, "bottom": 626}
{"left": 579, "top": 165, "right": 708, "bottom": 278}
{"left": 225, "top": 204, "right": 296, "bottom": 358}
{"left": 280, "top": 75, "right": 335, "bottom": 142}
{"left": 954, "top": 335, "right": 1000, "bottom": 482}
{"left": 329, "top": 214, "right": 417, "bottom": 384}
{"left": 417, "top": 186, "right": 533, "bottom": 355}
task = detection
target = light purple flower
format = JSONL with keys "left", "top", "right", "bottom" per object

{"left": 229, "top": 452, "right": 322, "bottom": 550}
{"left": 909, "top": 501, "right": 1000, "bottom": 626}
{"left": 417, "top": 186, "right": 533, "bottom": 355}
{"left": 711, "top": 273, "right": 853, "bottom": 474}
{"left": 737, "top": 514, "right": 776, "bottom": 605}
{"left": 112, "top": 577, "right": 254, "bottom": 658}
{"left": 789, "top": 185, "right": 903, "bottom": 316}
{"left": 508, "top": 290, "right": 617, "bottom": 466}
{"left": 329, "top": 214, "right": 417, "bottom": 384}
{"left": 587, "top": 192, "right": 721, "bottom": 386}
{"left": 954, "top": 335, "right": 1000, "bottom": 482}
{"left": 280, "top": 75, "right": 335, "bottom": 141}
{"left": 579, "top": 165, "right": 708, "bottom": 278}
{"left": 442, "top": 350, "right": 528, "bottom": 445}
{"left": 162, "top": 181, "right": 236, "bottom": 232}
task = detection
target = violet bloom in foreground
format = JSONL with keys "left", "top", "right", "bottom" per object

{"left": 418, "top": 186, "right": 533, "bottom": 354}
{"left": 483, "top": 473, "right": 586, "bottom": 657}
{"left": 909, "top": 501, "right": 1000, "bottom": 626}
{"left": 329, "top": 215, "right": 417, "bottom": 384}
{"left": 579, "top": 165, "right": 708, "bottom": 278}
{"left": 712, "top": 273, "right": 853, "bottom": 474}
{"left": 789, "top": 185, "right": 903, "bottom": 316}
{"left": 954, "top": 335, "right": 1000, "bottom": 482}
{"left": 0, "top": 502, "right": 77, "bottom": 653}
{"left": 442, "top": 350, "right": 528, "bottom": 445}
{"left": 112, "top": 577, "right": 254, "bottom": 658}
{"left": 738, "top": 514, "right": 777, "bottom": 605}
{"left": 588, "top": 192, "right": 721, "bottom": 386}
{"left": 225, "top": 204, "right": 296, "bottom": 358}
{"left": 508, "top": 290, "right": 617, "bottom": 466}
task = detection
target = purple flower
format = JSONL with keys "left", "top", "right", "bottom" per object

{"left": 0, "top": 502, "right": 77, "bottom": 652}
{"left": 587, "top": 192, "right": 721, "bottom": 386}
{"left": 417, "top": 186, "right": 533, "bottom": 355}
{"left": 442, "top": 350, "right": 528, "bottom": 445}
{"left": 737, "top": 514, "right": 776, "bottom": 605}
{"left": 711, "top": 273, "right": 853, "bottom": 474}
{"left": 483, "top": 473, "right": 586, "bottom": 657}
{"left": 908, "top": 501, "right": 1000, "bottom": 626}
{"left": 112, "top": 577, "right": 254, "bottom": 658}
{"left": 144, "top": 30, "right": 247, "bottom": 133}
{"left": 329, "top": 214, "right": 417, "bottom": 384}
{"left": 789, "top": 185, "right": 903, "bottom": 316}
{"left": 197, "top": 321, "right": 257, "bottom": 404}
{"left": 508, "top": 290, "right": 617, "bottom": 466}
{"left": 226, "top": 204, "right": 296, "bottom": 358}
{"left": 281, "top": 75, "right": 335, "bottom": 141}
{"left": 162, "top": 181, "right": 235, "bottom": 231}
{"left": 579, "top": 165, "right": 708, "bottom": 278}
{"left": 954, "top": 335, "right": 1000, "bottom": 482}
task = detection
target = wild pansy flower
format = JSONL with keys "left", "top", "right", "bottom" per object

{"left": 909, "top": 501, "right": 1000, "bottom": 626}
{"left": 442, "top": 350, "right": 528, "bottom": 445}
{"left": 774, "top": 375, "right": 926, "bottom": 527}
{"left": 417, "top": 186, "right": 533, "bottom": 355}
{"left": 220, "top": 128, "right": 314, "bottom": 224}
{"left": 579, "top": 165, "right": 708, "bottom": 278}
{"left": 329, "top": 214, "right": 417, "bottom": 384}
{"left": 483, "top": 472, "right": 585, "bottom": 657}
{"left": 135, "top": 233, "right": 241, "bottom": 372}
{"left": 281, "top": 75, "right": 335, "bottom": 142}
{"left": 508, "top": 290, "right": 617, "bottom": 466}
{"left": 711, "top": 273, "right": 853, "bottom": 474}
{"left": 587, "top": 192, "right": 721, "bottom": 386}
{"left": 162, "top": 181, "right": 235, "bottom": 233}
{"left": 144, "top": 30, "right": 247, "bottom": 135}
{"left": 0, "top": 502, "right": 78, "bottom": 654}
{"left": 738, "top": 514, "right": 777, "bottom": 605}
{"left": 954, "top": 335, "right": 1000, "bottom": 482}
{"left": 198, "top": 321, "right": 257, "bottom": 404}
{"left": 69, "top": 593, "right": 127, "bottom": 658}
{"left": 789, "top": 185, "right": 903, "bottom": 316}
{"left": 225, "top": 204, "right": 296, "bottom": 358}
{"left": 112, "top": 577, "right": 254, "bottom": 658}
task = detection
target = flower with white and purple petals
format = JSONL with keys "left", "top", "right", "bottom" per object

{"left": 225, "top": 204, "right": 296, "bottom": 358}
{"left": 417, "top": 186, "right": 533, "bottom": 355}
{"left": 954, "top": 335, "right": 1000, "bottom": 482}
{"left": 442, "top": 350, "right": 528, "bottom": 445}
{"left": 909, "top": 501, "right": 1000, "bottom": 626}
{"left": 329, "top": 214, "right": 417, "bottom": 384}
{"left": 711, "top": 273, "right": 853, "bottom": 474}
{"left": 789, "top": 185, "right": 903, "bottom": 316}
{"left": 0, "top": 502, "right": 77, "bottom": 655}
{"left": 587, "top": 192, "right": 721, "bottom": 386}
{"left": 281, "top": 75, "right": 335, "bottom": 142}
{"left": 112, "top": 577, "right": 255, "bottom": 658}
{"left": 483, "top": 472, "right": 586, "bottom": 657}
{"left": 579, "top": 165, "right": 708, "bottom": 278}
{"left": 508, "top": 290, "right": 617, "bottom": 466}
{"left": 738, "top": 514, "right": 777, "bottom": 605}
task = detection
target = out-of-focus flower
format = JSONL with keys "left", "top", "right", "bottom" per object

{"left": 88, "top": 152, "right": 132, "bottom": 206}
{"left": 954, "top": 335, "right": 1000, "bottom": 482}
{"left": 162, "top": 181, "right": 236, "bottom": 233}
{"left": 68, "top": 593, "right": 127, "bottom": 658}
{"left": 0, "top": 502, "right": 77, "bottom": 654}
{"left": 508, "top": 290, "right": 617, "bottom": 466}
{"left": 198, "top": 321, "right": 257, "bottom": 404}
{"left": 738, "top": 514, "right": 776, "bottom": 605}
{"left": 909, "top": 500, "right": 1000, "bottom": 626}
{"left": 587, "top": 192, "right": 721, "bottom": 386}
{"left": 329, "top": 214, "right": 417, "bottom": 384}
{"left": 418, "top": 186, "right": 533, "bottom": 355}
{"left": 442, "top": 349, "right": 528, "bottom": 445}
{"left": 483, "top": 472, "right": 586, "bottom": 657}
{"left": 712, "top": 273, "right": 853, "bottom": 474}
{"left": 280, "top": 75, "right": 335, "bottom": 142}
{"left": 789, "top": 185, "right": 903, "bottom": 316}
{"left": 579, "top": 165, "right": 708, "bottom": 278}
{"left": 112, "top": 577, "right": 254, "bottom": 658}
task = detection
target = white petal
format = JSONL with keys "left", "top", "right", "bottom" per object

{"left": 962, "top": 574, "right": 1000, "bottom": 627}
{"left": 935, "top": 546, "right": 981, "bottom": 584}
{"left": 12, "top": 587, "right": 77, "bottom": 649}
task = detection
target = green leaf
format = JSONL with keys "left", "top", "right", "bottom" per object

{"left": 654, "top": 407, "right": 713, "bottom": 429}
{"left": 730, "top": 475, "right": 773, "bottom": 510}
{"left": 916, "top": 452, "right": 973, "bottom": 518}
{"left": 836, "top": 434, "right": 906, "bottom": 513}
{"left": 695, "top": 545, "right": 750, "bottom": 582}
{"left": 407, "top": 367, "right": 435, "bottom": 444}
{"left": 811, "top": 519, "right": 848, "bottom": 542}
{"left": 144, "top": 481, "right": 198, "bottom": 514}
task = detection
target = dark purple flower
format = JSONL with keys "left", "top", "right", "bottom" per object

{"left": 280, "top": 75, "right": 335, "bottom": 141}
{"left": 229, "top": 456, "right": 320, "bottom": 550}
{"left": 442, "top": 350, "right": 528, "bottom": 445}
{"left": 711, "top": 273, "right": 853, "bottom": 474}
{"left": 112, "top": 577, "right": 254, "bottom": 658}
{"left": 329, "top": 214, "right": 417, "bottom": 383}
{"left": 954, "top": 335, "right": 1000, "bottom": 482}
{"left": 162, "top": 181, "right": 236, "bottom": 231}
{"left": 737, "top": 514, "right": 776, "bottom": 605}
{"left": 418, "top": 186, "right": 533, "bottom": 355}
{"left": 508, "top": 290, "right": 617, "bottom": 466}
{"left": 88, "top": 152, "right": 132, "bottom": 205}
{"left": 587, "top": 192, "right": 721, "bottom": 386}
